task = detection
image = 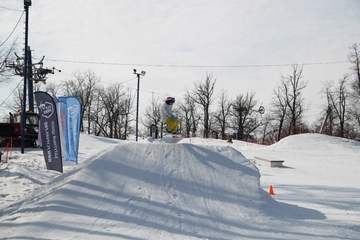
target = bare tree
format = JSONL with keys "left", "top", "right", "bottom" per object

{"left": 230, "top": 91, "right": 260, "bottom": 140}
{"left": 142, "top": 96, "right": 162, "bottom": 137}
{"left": 62, "top": 69, "right": 100, "bottom": 133}
{"left": 92, "top": 84, "right": 133, "bottom": 140}
{"left": 271, "top": 86, "right": 288, "bottom": 141}
{"left": 348, "top": 43, "right": 360, "bottom": 94}
{"left": 120, "top": 89, "right": 134, "bottom": 140}
{"left": 10, "top": 83, "right": 23, "bottom": 112}
{"left": 0, "top": 40, "right": 20, "bottom": 115}
{"left": 0, "top": 39, "right": 18, "bottom": 85}
{"left": 43, "top": 81, "right": 61, "bottom": 96}
{"left": 319, "top": 81, "right": 336, "bottom": 136}
{"left": 349, "top": 96, "right": 360, "bottom": 134}
{"left": 214, "top": 90, "right": 232, "bottom": 139}
{"left": 258, "top": 115, "right": 276, "bottom": 144}
{"left": 348, "top": 43, "right": 360, "bottom": 134}
{"left": 280, "top": 64, "right": 307, "bottom": 135}
{"left": 327, "top": 75, "right": 351, "bottom": 138}
{"left": 98, "top": 83, "right": 123, "bottom": 138}
{"left": 90, "top": 86, "right": 107, "bottom": 136}
{"left": 189, "top": 72, "right": 216, "bottom": 138}
{"left": 179, "top": 93, "right": 200, "bottom": 137}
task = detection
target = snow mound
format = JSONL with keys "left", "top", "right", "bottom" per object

{"left": 267, "top": 133, "right": 360, "bottom": 152}
{"left": 0, "top": 142, "right": 324, "bottom": 239}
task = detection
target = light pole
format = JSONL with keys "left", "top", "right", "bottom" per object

{"left": 133, "top": 69, "right": 146, "bottom": 141}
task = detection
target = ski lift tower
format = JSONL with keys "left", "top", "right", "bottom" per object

{"left": 6, "top": 1, "right": 60, "bottom": 153}
{"left": 22, "top": 0, "right": 31, "bottom": 153}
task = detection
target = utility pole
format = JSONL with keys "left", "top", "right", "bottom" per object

{"left": 27, "top": 47, "right": 34, "bottom": 111}
{"left": 5, "top": 0, "right": 60, "bottom": 153}
{"left": 133, "top": 69, "right": 146, "bottom": 141}
{"left": 21, "top": 0, "right": 31, "bottom": 153}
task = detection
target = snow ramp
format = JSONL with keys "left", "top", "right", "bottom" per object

{"left": 0, "top": 142, "right": 324, "bottom": 239}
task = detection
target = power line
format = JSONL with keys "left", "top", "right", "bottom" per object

{"left": 0, "top": 78, "right": 23, "bottom": 109}
{"left": 0, "top": 10, "right": 25, "bottom": 47}
{"left": 0, "top": 6, "right": 23, "bottom": 12}
{"left": 44, "top": 58, "right": 350, "bottom": 69}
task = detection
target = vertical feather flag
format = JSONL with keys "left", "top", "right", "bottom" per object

{"left": 35, "top": 91, "right": 63, "bottom": 173}
{"left": 58, "top": 96, "right": 81, "bottom": 164}
{"left": 55, "top": 98, "right": 68, "bottom": 165}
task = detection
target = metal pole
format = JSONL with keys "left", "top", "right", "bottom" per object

{"left": 21, "top": 2, "right": 30, "bottom": 153}
{"left": 28, "top": 47, "right": 34, "bottom": 111}
{"left": 136, "top": 74, "right": 140, "bottom": 141}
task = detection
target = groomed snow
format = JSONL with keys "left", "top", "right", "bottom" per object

{"left": 0, "top": 133, "right": 359, "bottom": 239}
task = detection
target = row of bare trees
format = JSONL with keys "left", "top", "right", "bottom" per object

{"left": 60, "top": 70, "right": 135, "bottom": 139}
{"left": 1, "top": 66, "right": 136, "bottom": 139}
{"left": 142, "top": 66, "right": 305, "bottom": 143}
{"left": 1, "top": 40, "right": 360, "bottom": 142}
{"left": 319, "top": 43, "right": 360, "bottom": 139}
{"left": 142, "top": 43, "right": 360, "bottom": 143}
{"left": 142, "top": 72, "right": 265, "bottom": 140}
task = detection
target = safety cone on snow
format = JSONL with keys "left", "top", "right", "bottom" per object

{"left": 269, "top": 185, "right": 275, "bottom": 195}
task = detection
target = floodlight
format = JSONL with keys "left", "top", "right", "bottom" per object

{"left": 132, "top": 69, "right": 146, "bottom": 141}
{"left": 24, "top": 0, "right": 32, "bottom": 6}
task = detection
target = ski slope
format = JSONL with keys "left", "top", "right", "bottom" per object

{"left": 0, "top": 134, "right": 359, "bottom": 239}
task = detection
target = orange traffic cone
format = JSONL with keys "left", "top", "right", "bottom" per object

{"left": 269, "top": 185, "right": 275, "bottom": 195}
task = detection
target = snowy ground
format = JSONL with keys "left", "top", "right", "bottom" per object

{"left": 0, "top": 133, "right": 359, "bottom": 239}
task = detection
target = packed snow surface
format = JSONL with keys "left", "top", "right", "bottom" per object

{"left": 0, "top": 133, "right": 359, "bottom": 239}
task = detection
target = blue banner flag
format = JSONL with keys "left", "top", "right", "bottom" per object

{"left": 58, "top": 96, "right": 81, "bottom": 164}
{"left": 35, "top": 91, "right": 63, "bottom": 173}
{"left": 55, "top": 99, "right": 67, "bottom": 164}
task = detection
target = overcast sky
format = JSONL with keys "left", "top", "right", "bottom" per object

{"left": 1, "top": 0, "right": 359, "bottom": 125}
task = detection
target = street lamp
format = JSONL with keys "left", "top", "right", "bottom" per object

{"left": 133, "top": 69, "right": 146, "bottom": 141}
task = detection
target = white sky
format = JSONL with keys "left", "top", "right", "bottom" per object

{"left": 1, "top": 0, "right": 360, "bottom": 125}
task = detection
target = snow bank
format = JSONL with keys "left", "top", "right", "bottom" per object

{"left": 1, "top": 133, "right": 359, "bottom": 239}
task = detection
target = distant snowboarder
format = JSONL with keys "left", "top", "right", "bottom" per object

{"left": 160, "top": 97, "right": 179, "bottom": 134}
